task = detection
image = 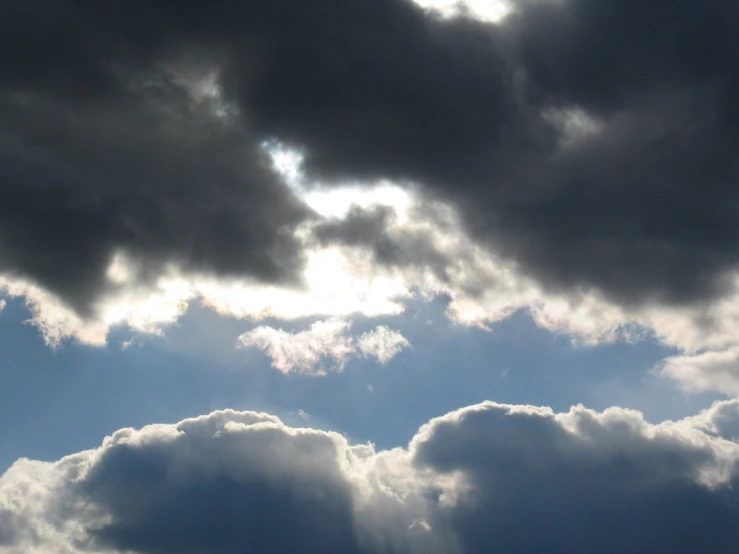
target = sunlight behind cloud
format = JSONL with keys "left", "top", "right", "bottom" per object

{"left": 6, "top": 143, "right": 739, "bottom": 404}
{"left": 413, "top": 0, "right": 512, "bottom": 22}
{"left": 7, "top": 172, "right": 739, "bottom": 371}
{"left": 198, "top": 247, "right": 409, "bottom": 320}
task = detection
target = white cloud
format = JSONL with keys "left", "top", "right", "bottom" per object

{"left": 3, "top": 400, "right": 739, "bottom": 554}
{"left": 683, "top": 400, "right": 739, "bottom": 443}
{"left": 236, "top": 318, "right": 355, "bottom": 375}
{"left": 659, "top": 347, "right": 739, "bottom": 396}
{"left": 358, "top": 326, "right": 411, "bottom": 364}
{"left": 0, "top": 273, "right": 191, "bottom": 347}
{"left": 408, "top": 518, "right": 432, "bottom": 532}
{"left": 237, "top": 319, "right": 410, "bottom": 374}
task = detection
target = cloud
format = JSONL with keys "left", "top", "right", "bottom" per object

{"left": 358, "top": 326, "right": 411, "bottom": 364}
{"left": 0, "top": 411, "right": 370, "bottom": 554}
{"left": 236, "top": 319, "right": 356, "bottom": 375}
{"left": 7, "top": 172, "right": 739, "bottom": 381}
{"left": 0, "top": 40, "right": 310, "bottom": 318}
{"left": 2, "top": 401, "right": 739, "bottom": 553}
{"left": 7, "top": 170, "right": 739, "bottom": 407}
{"left": 684, "top": 400, "right": 739, "bottom": 443}
{"left": 215, "top": 0, "right": 739, "bottom": 308}
{"left": 410, "top": 400, "right": 739, "bottom": 554}
{"left": 0, "top": 274, "right": 192, "bottom": 347}
{"left": 0, "top": 409, "right": 433, "bottom": 554}
{"left": 5, "top": 0, "right": 739, "bottom": 404}
{"left": 237, "top": 319, "right": 409, "bottom": 374}
{"left": 3, "top": 0, "right": 739, "bottom": 328}
{"left": 413, "top": 0, "right": 511, "bottom": 22}
{"left": 660, "top": 347, "right": 739, "bottom": 396}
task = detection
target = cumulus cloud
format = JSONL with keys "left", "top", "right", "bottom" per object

{"left": 410, "top": 400, "right": 739, "bottom": 554}
{"left": 0, "top": 44, "right": 309, "bottom": 317}
{"left": 2, "top": 401, "right": 739, "bottom": 554}
{"left": 684, "top": 400, "right": 739, "bottom": 443}
{"left": 0, "top": 409, "right": 429, "bottom": 554}
{"left": 358, "top": 326, "right": 411, "bottom": 364}
{"left": 237, "top": 319, "right": 409, "bottom": 374}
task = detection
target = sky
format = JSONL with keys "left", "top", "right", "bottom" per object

{"left": 2, "top": 1, "right": 739, "bottom": 553}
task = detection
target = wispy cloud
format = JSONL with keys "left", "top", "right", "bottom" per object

{"left": 358, "top": 326, "right": 411, "bottom": 364}
{"left": 237, "top": 319, "right": 410, "bottom": 375}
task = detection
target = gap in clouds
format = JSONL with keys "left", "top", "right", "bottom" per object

{"left": 0, "top": 294, "right": 718, "bottom": 474}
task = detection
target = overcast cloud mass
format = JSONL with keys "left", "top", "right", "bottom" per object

{"left": 3, "top": 1, "right": 739, "bottom": 552}
{"left": 3, "top": 0, "right": 739, "bottom": 315}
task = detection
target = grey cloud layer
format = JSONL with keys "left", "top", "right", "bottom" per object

{"left": 3, "top": 0, "right": 739, "bottom": 315}
{"left": 2, "top": 400, "right": 739, "bottom": 554}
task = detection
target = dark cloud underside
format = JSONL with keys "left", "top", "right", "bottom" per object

{"left": 414, "top": 404, "right": 739, "bottom": 553}
{"left": 81, "top": 427, "right": 360, "bottom": 554}
{"left": 3, "top": 0, "right": 739, "bottom": 312}
{"left": 2, "top": 403, "right": 739, "bottom": 553}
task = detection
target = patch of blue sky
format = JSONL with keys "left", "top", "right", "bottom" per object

{"left": 0, "top": 295, "right": 719, "bottom": 473}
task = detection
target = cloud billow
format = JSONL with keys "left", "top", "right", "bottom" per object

{"left": 2, "top": 400, "right": 739, "bottom": 553}
{"left": 226, "top": 0, "right": 739, "bottom": 307}
{"left": 3, "top": 0, "right": 739, "bottom": 319}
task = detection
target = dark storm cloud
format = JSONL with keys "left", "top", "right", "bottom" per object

{"left": 3, "top": 0, "right": 739, "bottom": 313}
{"left": 0, "top": 0, "right": 311, "bottom": 316}
{"left": 2, "top": 402, "right": 739, "bottom": 554}
{"left": 229, "top": 0, "right": 739, "bottom": 307}
{"left": 312, "top": 205, "right": 456, "bottom": 282}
